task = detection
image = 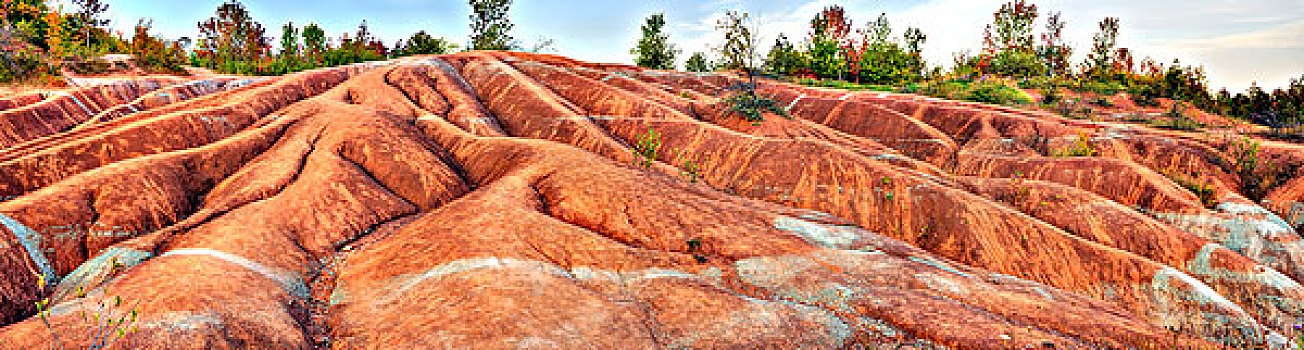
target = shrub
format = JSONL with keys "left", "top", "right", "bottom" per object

{"left": 1168, "top": 173, "right": 1218, "bottom": 208}
{"left": 1052, "top": 132, "right": 1097, "bottom": 157}
{"left": 1039, "top": 87, "right": 1062, "bottom": 105}
{"left": 675, "top": 150, "right": 709, "bottom": 183}
{"left": 987, "top": 50, "right": 1047, "bottom": 78}
{"left": 722, "top": 82, "right": 790, "bottom": 125}
{"left": 31, "top": 258, "right": 141, "bottom": 350}
{"left": 967, "top": 81, "right": 1034, "bottom": 105}
{"left": 1227, "top": 137, "right": 1296, "bottom": 202}
{"left": 631, "top": 127, "right": 662, "bottom": 169}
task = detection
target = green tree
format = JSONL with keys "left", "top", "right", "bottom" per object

{"left": 278, "top": 22, "right": 299, "bottom": 58}
{"left": 630, "top": 13, "right": 679, "bottom": 70}
{"left": 763, "top": 34, "right": 803, "bottom": 75}
{"left": 301, "top": 22, "right": 325, "bottom": 58}
{"left": 806, "top": 5, "right": 851, "bottom": 79}
{"left": 3, "top": 0, "right": 53, "bottom": 49}
{"left": 468, "top": 0, "right": 514, "bottom": 50}
{"left": 70, "top": 0, "right": 108, "bottom": 51}
{"left": 980, "top": 0, "right": 1046, "bottom": 77}
{"left": 987, "top": 0, "right": 1038, "bottom": 52}
{"left": 715, "top": 10, "right": 788, "bottom": 124}
{"left": 1037, "top": 11, "right": 1072, "bottom": 77}
{"left": 1084, "top": 17, "right": 1120, "bottom": 78}
{"left": 395, "top": 30, "right": 457, "bottom": 56}
{"left": 685, "top": 51, "right": 711, "bottom": 72}
{"left": 196, "top": 0, "right": 269, "bottom": 64}
{"left": 715, "top": 11, "right": 758, "bottom": 75}
{"left": 848, "top": 14, "right": 924, "bottom": 85}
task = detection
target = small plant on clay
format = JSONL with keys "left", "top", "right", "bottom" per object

{"left": 1167, "top": 172, "right": 1218, "bottom": 208}
{"left": 675, "top": 150, "right": 710, "bottom": 183}
{"left": 686, "top": 238, "right": 708, "bottom": 263}
{"left": 32, "top": 257, "right": 141, "bottom": 350}
{"left": 631, "top": 127, "right": 662, "bottom": 169}
{"left": 1228, "top": 137, "right": 1297, "bottom": 202}
{"left": 1052, "top": 131, "right": 1098, "bottom": 157}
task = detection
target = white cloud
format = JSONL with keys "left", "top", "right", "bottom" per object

{"left": 1163, "top": 20, "right": 1304, "bottom": 50}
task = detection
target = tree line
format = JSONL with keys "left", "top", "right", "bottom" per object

{"left": 0, "top": 0, "right": 532, "bottom": 79}
{"left": 627, "top": 2, "right": 1302, "bottom": 133}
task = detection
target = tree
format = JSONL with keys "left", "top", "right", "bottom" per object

{"left": 845, "top": 14, "right": 923, "bottom": 85}
{"left": 395, "top": 30, "right": 457, "bottom": 56}
{"left": 128, "top": 19, "right": 186, "bottom": 74}
{"left": 468, "top": 0, "right": 514, "bottom": 51}
{"left": 715, "top": 10, "right": 758, "bottom": 74}
{"left": 302, "top": 22, "right": 325, "bottom": 58}
{"left": 1084, "top": 17, "right": 1120, "bottom": 78}
{"left": 279, "top": 22, "right": 299, "bottom": 58}
{"left": 763, "top": 34, "right": 803, "bottom": 75}
{"left": 1038, "top": 11, "right": 1072, "bottom": 77}
{"left": 986, "top": 0, "right": 1038, "bottom": 53}
{"left": 979, "top": 0, "right": 1045, "bottom": 77}
{"left": 630, "top": 13, "right": 679, "bottom": 70}
{"left": 903, "top": 27, "right": 926, "bottom": 55}
{"left": 350, "top": 19, "right": 387, "bottom": 56}
{"left": 70, "top": 0, "right": 108, "bottom": 50}
{"left": 685, "top": 51, "right": 711, "bottom": 72}
{"left": 715, "top": 10, "right": 788, "bottom": 124}
{"left": 807, "top": 5, "right": 851, "bottom": 79}
{"left": 196, "top": 0, "right": 269, "bottom": 64}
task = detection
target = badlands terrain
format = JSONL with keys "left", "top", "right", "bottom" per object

{"left": 2, "top": 52, "right": 1304, "bottom": 348}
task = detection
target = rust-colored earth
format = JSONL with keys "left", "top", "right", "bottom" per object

{"left": 2, "top": 51, "right": 1304, "bottom": 349}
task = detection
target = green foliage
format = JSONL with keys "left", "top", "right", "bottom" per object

{"left": 1051, "top": 132, "right": 1097, "bottom": 157}
{"left": 714, "top": 10, "right": 758, "bottom": 73}
{"left": 1039, "top": 86, "right": 1062, "bottom": 105}
{"left": 1225, "top": 137, "right": 1295, "bottom": 202}
{"left": 722, "top": 83, "right": 791, "bottom": 125}
{"left": 630, "top": 13, "right": 679, "bottom": 70}
{"left": 196, "top": 0, "right": 270, "bottom": 64}
{"left": 988, "top": 49, "right": 1046, "bottom": 78}
{"left": 1038, "top": 12, "right": 1072, "bottom": 77}
{"left": 632, "top": 127, "right": 662, "bottom": 169}
{"left": 127, "top": 20, "right": 188, "bottom": 75}
{"left": 918, "top": 79, "right": 1034, "bottom": 106}
{"left": 1083, "top": 17, "right": 1120, "bottom": 79}
{"left": 301, "top": 23, "right": 325, "bottom": 56}
{"left": 685, "top": 52, "right": 711, "bottom": 72}
{"left": 279, "top": 22, "right": 299, "bottom": 58}
{"left": 805, "top": 6, "right": 850, "bottom": 79}
{"left": 393, "top": 31, "right": 457, "bottom": 57}
{"left": 675, "top": 150, "right": 709, "bottom": 183}
{"left": 0, "top": 49, "right": 58, "bottom": 84}
{"left": 468, "top": 0, "right": 514, "bottom": 51}
{"left": 1168, "top": 173, "right": 1218, "bottom": 208}
{"left": 986, "top": 0, "right": 1039, "bottom": 53}
{"left": 763, "top": 34, "right": 803, "bottom": 75}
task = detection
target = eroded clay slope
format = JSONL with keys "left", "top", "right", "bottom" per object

{"left": 1, "top": 52, "right": 1302, "bottom": 349}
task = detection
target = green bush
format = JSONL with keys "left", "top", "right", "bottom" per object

{"left": 987, "top": 50, "right": 1047, "bottom": 78}
{"left": 631, "top": 127, "right": 662, "bottom": 169}
{"left": 0, "top": 51, "right": 59, "bottom": 84}
{"left": 967, "top": 81, "right": 1034, "bottom": 105}
{"left": 1052, "top": 132, "right": 1097, "bottom": 157}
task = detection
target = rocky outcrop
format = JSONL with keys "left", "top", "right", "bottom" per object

{"left": 1, "top": 52, "right": 1302, "bottom": 348}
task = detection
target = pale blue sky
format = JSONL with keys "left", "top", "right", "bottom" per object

{"left": 49, "top": 0, "right": 1304, "bottom": 92}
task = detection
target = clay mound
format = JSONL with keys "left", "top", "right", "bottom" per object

{"left": 1, "top": 52, "right": 1303, "bottom": 348}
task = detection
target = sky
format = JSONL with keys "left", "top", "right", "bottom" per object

{"left": 49, "top": 0, "right": 1304, "bottom": 92}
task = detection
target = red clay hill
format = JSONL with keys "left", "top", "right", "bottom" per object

{"left": 2, "top": 51, "right": 1304, "bottom": 348}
